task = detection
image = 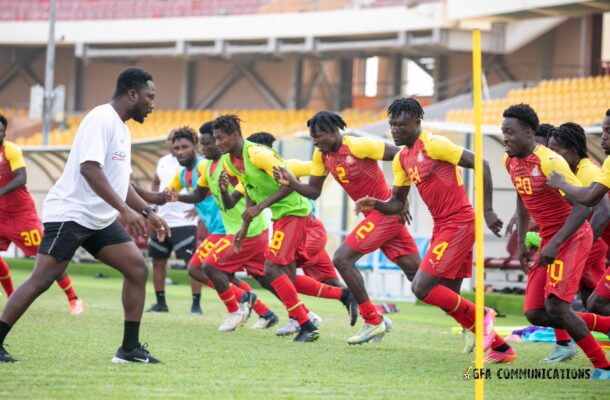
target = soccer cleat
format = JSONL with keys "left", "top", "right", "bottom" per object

{"left": 239, "top": 291, "right": 257, "bottom": 321}
{"left": 0, "top": 345, "right": 17, "bottom": 363}
{"left": 146, "top": 303, "right": 169, "bottom": 313}
{"left": 482, "top": 307, "right": 497, "bottom": 352}
{"left": 340, "top": 289, "right": 359, "bottom": 326}
{"left": 308, "top": 311, "right": 323, "bottom": 328}
{"left": 347, "top": 320, "right": 387, "bottom": 345}
{"left": 291, "top": 328, "right": 320, "bottom": 343}
{"left": 590, "top": 368, "right": 610, "bottom": 380}
{"left": 462, "top": 328, "right": 475, "bottom": 354}
{"left": 370, "top": 316, "right": 393, "bottom": 343}
{"left": 218, "top": 310, "right": 246, "bottom": 332}
{"left": 484, "top": 346, "right": 517, "bottom": 364}
{"left": 543, "top": 343, "right": 577, "bottom": 363}
{"left": 69, "top": 298, "right": 84, "bottom": 315}
{"left": 190, "top": 304, "right": 203, "bottom": 315}
{"left": 111, "top": 344, "right": 160, "bottom": 364}
{"left": 275, "top": 318, "right": 299, "bottom": 336}
{"left": 251, "top": 312, "right": 279, "bottom": 329}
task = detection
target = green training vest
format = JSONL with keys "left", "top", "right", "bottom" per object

{"left": 205, "top": 156, "right": 268, "bottom": 238}
{"left": 224, "top": 141, "right": 312, "bottom": 220}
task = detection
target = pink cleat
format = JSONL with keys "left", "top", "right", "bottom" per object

{"left": 482, "top": 307, "right": 497, "bottom": 352}
{"left": 484, "top": 346, "right": 517, "bottom": 364}
{"left": 69, "top": 298, "right": 84, "bottom": 315}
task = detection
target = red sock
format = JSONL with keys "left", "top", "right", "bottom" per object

{"left": 270, "top": 275, "right": 309, "bottom": 325}
{"left": 236, "top": 280, "right": 252, "bottom": 291}
{"left": 231, "top": 283, "right": 246, "bottom": 302}
{"left": 576, "top": 334, "right": 610, "bottom": 368}
{"left": 554, "top": 329, "right": 571, "bottom": 343}
{"left": 56, "top": 275, "right": 78, "bottom": 300}
{"left": 422, "top": 285, "right": 475, "bottom": 330}
{"left": 218, "top": 288, "right": 239, "bottom": 313}
{"left": 253, "top": 299, "right": 271, "bottom": 316}
{"left": 0, "top": 258, "right": 13, "bottom": 297}
{"left": 205, "top": 280, "right": 215, "bottom": 290}
{"left": 295, "top": 275, "right": 342, "bottom": 299}
{"left": 358, "top": 300, "right": 382, "bottom": 325}
{"left": 576, "top": 312, "right": 610, "bottom": 334}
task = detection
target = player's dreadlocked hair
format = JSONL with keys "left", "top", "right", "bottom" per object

{"left": 503, "top": 104, "right": 539, "bottom": 131}
{"left": 0, "top": 114, "right": 7, "bottom": 129}
{"left": 199, "top": 121, "right": 214, "bottom": 136}
{"left": 307, "top": 111, "right": 347, "bottom": 134}
{"left": 535, "top": 123, "right": 554, "bottom": 139}
{"left": 172, "top": 126, "right": 199, "bottom": 145}
{"left": 247, "top": 132, "right": 276, "bottom": 147}
{"left": 213, "top": 114, "right": 243, "bottom": 135}
{"left": 387, "top": 98, "right": 424, "bottom": 119}
{"left": 547, "top": 122, "right": 588, "bottom": 159}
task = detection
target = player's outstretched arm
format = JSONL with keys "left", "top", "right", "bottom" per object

{"left": 0, "top": 167, "right": 26, "bottom": 196}
{"left": 458, "top": 150, "right": 503, "bottom": 237}
{"left": 132, "top": 184, "right": 167, "bottom": 205}
{"left": 176, "top": 184, "right": 208, "bottom": 204}
{"left": 127, "top": 184, "right": 170, "bottom": 241}
{"left": 515, "top": 196, "right": 531, "bottom": 273}
{"left": 355, "top": 185, "right": 408, "bottom": 217}
{"left": 273, "top": 166, "right": 325, "bottom": 199}
{"left": 589, "top": 195, "right": 610, "bottom": 240}
{"left": 382, "top": 143, "right": 401, "bottom": 161}
{"left": 219, "top": 171, "right": 243, "bottom": 210}
{"left": 547, "top": 171, "right": 609, "bottom": 206}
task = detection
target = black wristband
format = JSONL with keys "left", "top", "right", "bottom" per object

{"left": 142, "top": 205, "right": 155, "bottom": 219}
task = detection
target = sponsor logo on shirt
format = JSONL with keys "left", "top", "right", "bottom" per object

{"left": 417, "top": 151, "right": 424, "bottom": 163}
{"left": 112, "top": 151, "right": 127, "bottom": 161}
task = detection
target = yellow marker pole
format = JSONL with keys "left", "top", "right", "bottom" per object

{"left": 472, "top": 29, "right": 485, "bottom": 400}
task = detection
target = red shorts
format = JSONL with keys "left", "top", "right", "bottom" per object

{"left": 189, "top": 234, "right": 225, "bottom": 268}
{"left": 419, "top": 222, "right": 474, "bottom": 280}
{"left": 344, "top": 210, "right": 418, "bottom": 262}
{"left": 296, "top": 217, "right": 339, "bottom": 281}
{"left": 265, "top": 214, "right": 312, "bottom": 266}
{"left": 524, "top": 225, "right": 592, "bottom": 312}
{"left": 204, "top": 231, "right": 267, "bottom": 277}
{"left": 593, "top": 266, "right": 610, "bottom": 300}
{"left": 581, "top": 238, "right": 607, "bottom": 290}
{"left": 0, "top": 212, "right": 42, "bottom": 257}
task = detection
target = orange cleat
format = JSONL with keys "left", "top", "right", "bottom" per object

{"left": 484, "top": 346, "right": 517, "bottom": 364}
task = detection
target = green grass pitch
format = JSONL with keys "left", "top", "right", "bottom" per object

{"left": 0, "top": 258, "right": 608, "bottom": 399}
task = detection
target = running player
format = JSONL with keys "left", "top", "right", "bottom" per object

{"left": 543, "top": 122, "right": 610, "bottom": 362}
{"left": 273, "top": 111, "right": 418, "bottom": 344}
{"left": 215, "top": 114, "right": 320, "bottom": 342}
{"left": 0, "top": 114, "right": 84, "bottom": 315}
{"left": 503, "top": 104, "right": 610, "bottom": 380}
{"left": 547, "top": 109, "right": 610, "bottom": 318}
{"left": 354, "top": 98, "right": 512, "bottom": 363}
{"left": 135, "top": 129, "right": 201, "bottom": 315}
{"left": 0, "top": 67, "right": 169, "bottom": 363}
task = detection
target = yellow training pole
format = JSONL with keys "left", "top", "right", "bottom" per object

{"left": 472, "top": 29, "right": 485, "bottom": 400}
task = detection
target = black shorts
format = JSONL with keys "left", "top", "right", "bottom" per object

{"left": 39, "top": 220, "right": 133, "bottom": 262}
{"left": 148, "top": 225, "right": 197, "bottom": 262}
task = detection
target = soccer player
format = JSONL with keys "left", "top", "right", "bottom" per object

{"left": 354, "top": 98, "right": 512, "bottom": 363}
{"left": 548, "top": 109, "right": 610, "bottom": 318}
{"left": 0, "top": 115, "right": 83, "bottom": 315}
{"left": 273, "top": 111, "right": 419, "bottom": 344}
{"left": 543, "top": 122, "right": 610, "bottom": 362}
{"left": 137, "top": 129, "right": 201, "bottom": 315}
{"left": 0, "top": 67, "right": 170, "bottom": 364}
{"left": 215, "top": 115, "right": 320, "bottom": 342}
{"left": 502, "top": 104, "right": 610, "bottom": 379}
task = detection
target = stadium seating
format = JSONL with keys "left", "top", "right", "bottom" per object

{"left": 11, "top": 108, "right": 387, "bottom": 147}
{"left": 446, "top": 75, "right": 610, "bottom": 127}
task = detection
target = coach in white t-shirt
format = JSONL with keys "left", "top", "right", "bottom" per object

{"left": 141, "top": 130, "right": 202, "bottom": 315}
{"left": 0, "top": 67, "right": 168, "bottom": 365}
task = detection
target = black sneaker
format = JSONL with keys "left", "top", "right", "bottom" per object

{"left": 291, "top": 328, "right": 320, "bottom": 343}
{"left": 0, "top": 344, "right": 17, "bottom": 363}
{"left": 239, "top": 291, "right": 257, "bottom": 320}
{"left": 111, "top": 344, "right": 160, "bottom": 364}
{"left": 146, "top": 303, "right": 169, "bottom": 313}
{"left": 340, "top": 289, "right": 359, "bottom": 326}
{"left": 190, "top": 304, "right": 203, "bottom": 315}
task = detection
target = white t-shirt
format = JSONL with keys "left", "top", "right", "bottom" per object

{"left": 43, "top": 104, "right": 132, "bottom": 230}
{"left": 155, "top": 153, "right": 196, "bottom": 228}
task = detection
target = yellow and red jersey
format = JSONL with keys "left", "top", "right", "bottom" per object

{"left": 393, "top": 129, "right": 473, "bottom": 224}
{"left": 0, "top": 141, "right": 36, "bottom": 215}
{"left": 504, "top": 144, "right": 582, "bottom": 240}
{"left": 311, "top": 135, "right": 391, "bottom": 204}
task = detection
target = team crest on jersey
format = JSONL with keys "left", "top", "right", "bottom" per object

{"left": 531, "top": 166, "right": 540, "bottom": 177}
{"left": 417, "top": 151, "right": 424, "bottom": 163}
{"left": 345, "top": 155, "right": 354, "bottom": 164}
